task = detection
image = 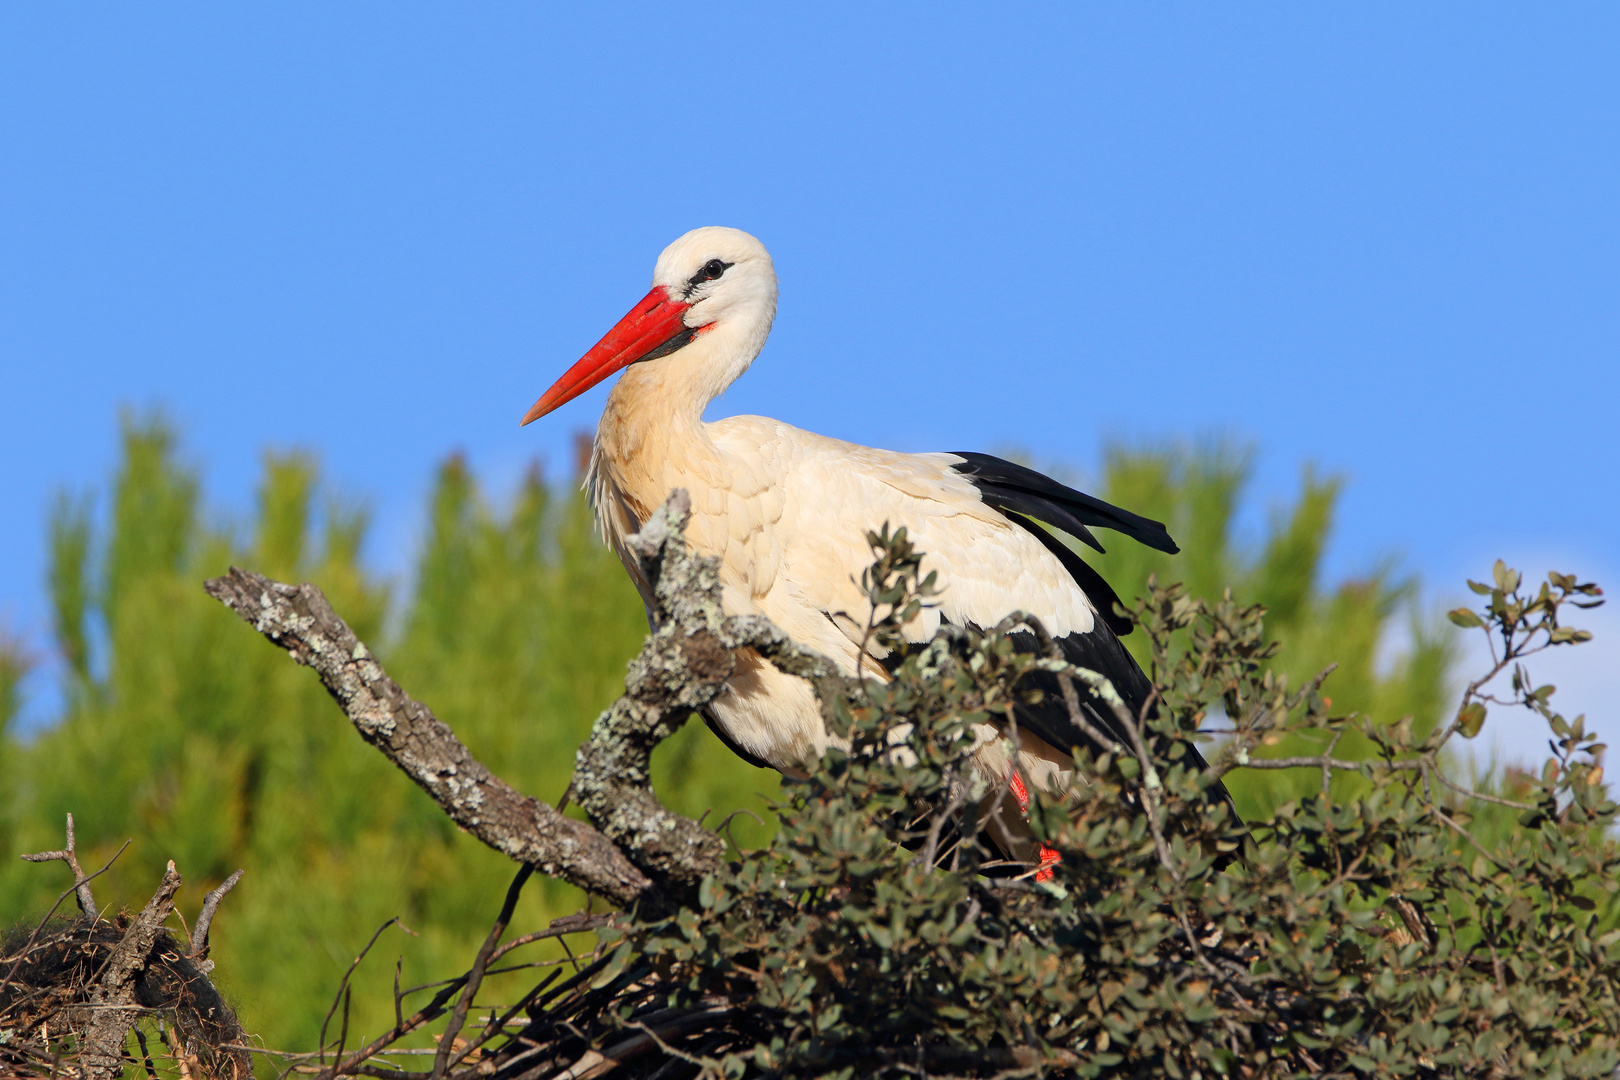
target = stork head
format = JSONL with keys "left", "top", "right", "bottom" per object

{"left": 521, "top": 226, "right": 778, "bottom": 424}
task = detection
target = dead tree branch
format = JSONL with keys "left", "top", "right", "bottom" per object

{"left": 188, "top": 868, "right": 244, "bottom": 970}
{"left": 21, "top": 812, "right": 100, "bottom": 919}
{"left": 209, "top": 489, "right": 847, "bottom": 906}
{"left": 204, "top": 568, "right": 659, "bottom": 910}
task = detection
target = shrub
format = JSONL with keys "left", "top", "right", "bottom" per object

{"left": 188, "top": 497, "right": 1615, "bottom": 1078}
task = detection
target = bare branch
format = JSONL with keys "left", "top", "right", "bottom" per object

{"left": 1, "top": 838, "right": 130, "bottom": 1000}
{"left": 433, "top": 865, "right": 532, "bottom": 1080}
{"left": 204, "top": 567, "right": 658, "bottom": 910}
{"left": 189, "top": 867, "right": 244, "bottom": 965}
{"left": 315, "top": 974, "right": 470, "bottom": 1080}
{"left": 320, "top": 917, "right": 403, "bottom": 1065}
{"left": 21, "top": 812, "right": 100, "bottom": 918}
{"left": 490, "top": 913, "right": 615, "bottom": 966}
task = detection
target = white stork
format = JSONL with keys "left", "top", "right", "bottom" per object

{"left": 522, "top": 226, "right": 1224, "bottom": 875}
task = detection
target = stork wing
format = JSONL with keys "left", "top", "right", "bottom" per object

{"left": 704, "top": 418, "right": 1233, "bottom": 814}
{"left": 707, "top": 419, "right": 1166, "bottom": 654}
{"left": 945, "top": 451, "right": 1179, "bottom": 638}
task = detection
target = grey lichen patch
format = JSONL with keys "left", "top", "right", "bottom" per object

{"left": 570, "top": 492, "right": 736, "bottom": 887}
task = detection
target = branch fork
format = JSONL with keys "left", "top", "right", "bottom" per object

{"left": 205, "top": 489, "right": 841, "bottom": 910}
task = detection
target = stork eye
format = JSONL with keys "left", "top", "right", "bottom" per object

{"left": 687, "top": 259, "right": 731, "bottom": 288}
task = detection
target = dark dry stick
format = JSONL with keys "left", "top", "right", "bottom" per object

{"left": 320, "top": 917, "right": 401, "bottom": 1065}
{"left": 20, "top": 812, "right": 100, "bottom": 918}
{"left": 189, "top": 868, "right": 245, "bottom": 961}
{"left": 335, "top": 986, "right": 353, "bottom": 1076}
{"left": 132, "top": 1027, "right": 160, "bottom": 1080}
{"left": 433, "top": 864, "right": 533, "bottom": 1080}
{"left": 488, "top": 913, "right": 614, "bottom": 965}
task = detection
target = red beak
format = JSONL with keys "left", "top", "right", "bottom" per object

{"left": 521, "top": 286, "right": 693, "bottom": 425}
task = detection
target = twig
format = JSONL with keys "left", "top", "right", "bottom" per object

{"left": 433, "top": 865, "right": 533, "bottom": 1080}
{"left": 1207, "top": 664, "right": 1337, "bottom": 786}
{"left": 553, "top": 1006, "right": 734, "bottom": 1080}
{"left": 1320, "top": 730, "right": 1344, "bottom": 805}
{"left": 489, "top": 914, "right": 614, "bottom": 965}
{"left": 1429, "top": 804, "right": 1512, "bottom": 872}
{"left": 450, "top": 967, "right": 567, "bottom": 1068}
{"left": 1072, "top": 664, "right": 1181, "bottom": 880}
{"left": 132, "top": 1026, "right": 160, "bottom": 1080}
{"left": 315, "top": 978, "right": 469, "bottom": 1080}
{"left": 320, "top": 918, "right": 402, "bottom": 1065}
{"left": 21, "top": 813, "right": 100, "bottom": 918}
{"left": 335, "top": 987, "right": 352, "bottom": 1075}
{"left": 914, "top": 785, "right": 966, "bottom": 871}
{"left": 0, "top": 838, "right": 131, "bottom": 1001}
{"left": 716, "top": 808, "right": 765, "bottom": 857}
{"left": 189, "top": 868, "right": 245, "bottom": 964}
{"left": 1434, "top": 768, "right": 1537, "bottom": 811}
{"left": 556, "top": 935, "right": 583, "bottom": 978}
{"left": 393, "top": 958, "right": 405, "bottom": 1032}
{"left": 1021, "top": 612, "right": 1127, "bottom": 753}
{"left": 617, "top": 1006, "right": 735, "bottom": 1075}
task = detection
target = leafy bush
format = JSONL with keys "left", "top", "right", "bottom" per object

{"left": 521, "top": 523, "right": 1613, "bottom": 1078}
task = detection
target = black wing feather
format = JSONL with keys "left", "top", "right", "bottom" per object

{"left": 949, "top": 451, "right": 1179, "bottom": 555}
{"left": 972, "top": 485, "right": 1107, "bottom": 554}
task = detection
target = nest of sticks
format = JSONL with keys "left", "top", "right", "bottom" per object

{"left": 0, "top": 817, "right": 249, "bottom": 1080}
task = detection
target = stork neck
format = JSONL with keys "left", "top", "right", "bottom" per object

{"left": 606, "top": 357, "right": 713, "bottom": 429}
{"left": 593, "top": 307, "right": 770, "bottom": 524}
{"left": 594, "top": 357, "right": 722, "bottom": 522}
{"left": 599, "top": 315, "right": 763, "bottom": 440}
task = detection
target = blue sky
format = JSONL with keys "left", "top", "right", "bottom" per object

{"left": 2, "top": 5, "right": 1615, "bottom": 761}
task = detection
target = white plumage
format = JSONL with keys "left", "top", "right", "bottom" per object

{"left": 525, "top": 226, "right": 1203, "bottom": 872}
